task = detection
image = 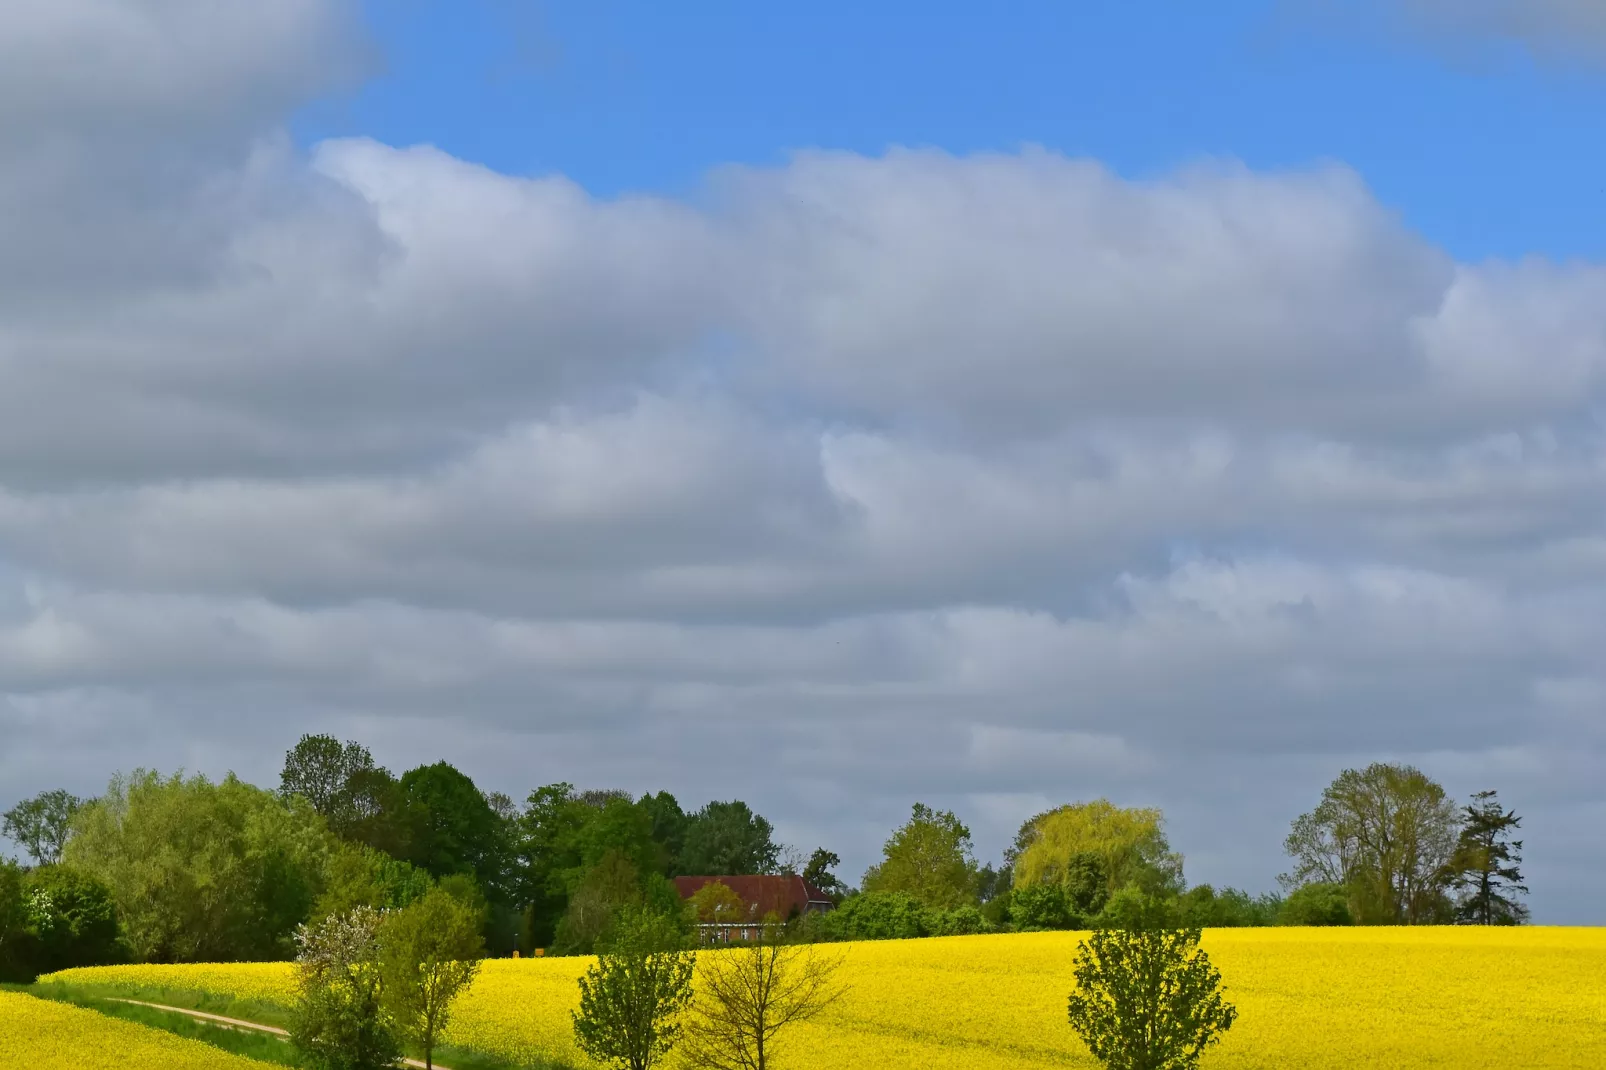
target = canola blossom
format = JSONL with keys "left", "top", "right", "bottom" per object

{"left": 0, "top": 990, "right": 273, "bottom": 1069}
{"left": 41, "top": 927, "right": 1606, "bottom": 1069}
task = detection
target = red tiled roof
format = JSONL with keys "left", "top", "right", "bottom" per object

{"left": 674, "top": 874, "right": 834, "bottom": 919}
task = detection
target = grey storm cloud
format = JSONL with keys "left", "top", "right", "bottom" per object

{"left": 1, "top": 0, "right": 1604, "bottom": 919}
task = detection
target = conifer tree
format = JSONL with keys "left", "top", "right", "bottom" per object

{"left": 1451, "top": 791, "right": 1529, "bottom": 926}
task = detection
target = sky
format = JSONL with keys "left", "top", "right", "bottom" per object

{"left": 1, "top": 0, "right": 1604, "bottom": 921}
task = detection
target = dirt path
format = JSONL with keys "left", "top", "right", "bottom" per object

{"left": 107, "top": 999, "right": 452, "bottom": 1070}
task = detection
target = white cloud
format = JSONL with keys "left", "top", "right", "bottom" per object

{"left": 1, "top": 0, "right": 1604, "bottom": 920}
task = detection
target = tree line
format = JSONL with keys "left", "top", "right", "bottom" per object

{"left": 0, "top": 733, "right": 1530, "bottom": 981}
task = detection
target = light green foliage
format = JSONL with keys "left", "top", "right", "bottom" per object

{"left": 291, "top": 906, "right": 402, "bottom": 1070}
{"left": 2, "top": 789, "right": 83, "bottom": 866}
{"left": 1067, "top": 912, "right": 1238, "bottom": 1070}
{"left": 65, "top": 769, "right": 333, "bottom": 962}
{"left": 687, "top": 880, "right": 747, "bottom": 925}
{"left": 381, "top": 886, "right": 485, "bottom": 1069}
{"left": 317, "top": 841, "right": 436, "bottom": 920}
{"left": 861, "top": 803, "right": 980, "bottom": 911}
{"left": 1282, "top": 763, "right": 1459, "bottom": 924}
{"left": 573, "top": 907, "right": 697, "bottom": 1070}
{"left": 1014, "top": 801, "right": 1184, "bottom": 901}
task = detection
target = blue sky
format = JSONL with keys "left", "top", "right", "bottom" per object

{"left": 297, "top": 0, "right": 1606, "bottom": 261}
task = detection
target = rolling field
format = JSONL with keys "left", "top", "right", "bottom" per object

{"left": 40, "top": 927, "right": 1606, "bottom": 1069}
{"left": 0, "top": 989, "right": 273, "bottom": 1069}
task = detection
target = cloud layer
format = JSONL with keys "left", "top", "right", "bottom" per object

{"left": 2, "top": 1, "right": 1603, "bottom": 919}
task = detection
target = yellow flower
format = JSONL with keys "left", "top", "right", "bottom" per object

{"left": 0, "top": 990, "right": 272, "bottom": 1069}
{"left": 40, "top": 926, "right": 1606, "bottom": 1069}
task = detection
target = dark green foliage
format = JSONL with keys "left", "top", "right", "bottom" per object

{"left": 678, "top": 800, "right": 780, "bottom": 877}
{"left": 398, "top": 762, "right": 507, "bottom": 894}
{"left": 290, "top": 907, "right": 402, "bottom": 1070}
{"left": 1450, "top": 790, "right": 1529, "bottom": 926}
{"left": 572, "top": 907, "right": 696, "bottom": 1070}
{"left": 21, "top": 865, "right": 123, "bottom": 972}
{"left": 802, "top": 848, "right": 847, "bottom": 899}
{"left": 1066, "top": 915, "right": 1238, "bottom": 1070}
{"left": 1173, "top": 885, "right": 1282, "bottom": 929}
{"left": 2, "top": 789, "right": 83, "bottom": 866}
{"left": 552, "top": 850, "right": 648, "bottom": 956}
{"left": 1010, "top": 883, "right": 1079, "bottom": 930}
{"left": 804, "top": 890, "right": 996, "bottom": 942}
{"left": 638, "top": 792, "right": 688, "bottom": 874}
{"left": 1277, "top": 882, "right": 1353, "bottom": 926}
{"left": 0, "top": 861, "right": 30, "bottom": 981}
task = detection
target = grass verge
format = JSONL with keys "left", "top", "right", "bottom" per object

{"left": 13, "top": 980, "right": 569, "bottom": 1070}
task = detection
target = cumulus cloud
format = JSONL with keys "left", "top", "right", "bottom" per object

{"left": 2, "top": 0, "right": 1604, "bottom": 918}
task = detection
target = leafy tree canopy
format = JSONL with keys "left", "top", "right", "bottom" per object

{"left": 66, "top": 769, "right": 333, "bottom": 963}
{"left": 2, "top": 790, "right": 84, "bottom": 867}
{"left": 861, "top": 803, "right": 980, "bottom": 911}
{"left": 1014, "top": 801, "right": 1183, "bottom": 899}
{"left": 678, "top": 800, "right": 779, "bottom": 877}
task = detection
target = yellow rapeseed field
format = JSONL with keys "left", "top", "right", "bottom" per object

{"left": 0, "top": 990, "right": 273, "bottom": 1069}
{"left": 41, "top": 927, "right": 1606, "bottom": 1069}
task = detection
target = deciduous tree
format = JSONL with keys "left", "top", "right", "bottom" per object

{"left": 1066, "top": 900, "right": 1237, "bottom": 1070}
{"left": 291, "top": 906, "right": 401, "bottom": 1070}
{"left": 861, "top": 803, "right": 979, "bottom": 911}
{"left": 682, "top": 922, "right": 844, "bottom": 1070}
{"left": 1281, "top": 763, "right": 1459, "bottom": 924}
{"left": 1013, "top": 801, "right": 1183, "bottom": 901}
{"left": 573, "top": 907, "right": 697, "bottom": 1070}
{"left": 381, "top": 887, "right": 485, "bottom": 1069}
{"left": 679, "top": 801, "right": 780, "bottom": 877}
{"left": 2, "top": 790, "right": 83, "bottom": 866}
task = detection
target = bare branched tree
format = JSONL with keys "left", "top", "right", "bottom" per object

{"left": 682, "top": 922, "right": 846, "bottom": 1070}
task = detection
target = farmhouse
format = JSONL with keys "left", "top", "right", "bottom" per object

{"left": 674, "top": 874, "right": 835, "bottom": 942}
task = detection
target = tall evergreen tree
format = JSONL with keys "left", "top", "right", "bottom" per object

{"left": 1451, "top": 790, "right": 1529, "bottom": 926}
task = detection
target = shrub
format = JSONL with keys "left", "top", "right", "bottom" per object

{"left": 23, "top": 865, "right": 123, "bottom": 973}
{"left": 573, "top": 907, "right": 696, "bottom": 1070}
{"left": 289, "top": 907, "right": 402, "bottom": 1070}
{"left": 1278, "top": 882, "right": 1353, "bottom": 926}
{"left": 828, "top": 891, "right": 928, "bottom": 940}
{"left": 1067, "top": 907, "right": 1238, "bottom": 1070}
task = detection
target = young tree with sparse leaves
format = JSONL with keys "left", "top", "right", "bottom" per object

{"left": 1066, "top": 896, "right": 1237, "bottom": 1070}
{"left": 681, "top": 921, "right": 844, "bottom": 1070}
{"left": 573, "top": 907, "right": 697, "bottom": 1070}
{"left": 381, "top": 886, "right": 485, "bottom": 1069}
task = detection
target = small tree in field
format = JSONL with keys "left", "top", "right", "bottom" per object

{"left": 1067, "top": 898, "right": 1237, "bottom": 1070}
{"left": 290, "top": 907, "right": 402, "bottom": 1070}
{"left": 381, "top": 887, "right": 485, "bottom": 1069}
{"left": 682, "top": 920, "right": 844, "bottom": 1070}
{"left": 572, "top": 907, "right": 697, "bottom": 1070}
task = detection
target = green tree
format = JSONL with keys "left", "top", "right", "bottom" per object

{"left": 681, "top": 921, "right": 845, "bottom": 1070}
{"left": 861, "top": 803, "right": 979, "bottom": 910}
{"left": 514, "top": 784, "right": 594, "bottom": 950}
{"left": 1276, "top": 882, "right": 1352, "bottom": 926}
{"left": 802, "top": 849, "right": 847, "bottom": 899}
{"left": 280, "top": 736, "right": 408, "bottom": 855}
{"left": 1449, "top": 790, "right": 1528, "bottom": 926}
{"left": 679, "top": 801, "right": 779, "bottom": 876}
{"left": 1282, "top": 763, "right": 1460, "bottom": 924}
{"left": 573, "top": 907, "right": 697, "bottom": 1070}
{"left": 1014, "top": 802, "right": 1183, "bottom": 902}
{"left": 290, "top": 906, "right": 401, "bottom": 1070}
{"left": 687, "top": 881, "right": 748, "bottom": 927}
{"left": 553, "top": 850, "right": 649, "bottom": 956}
{"left": 398, "top": 763, "right": 508, "bottom": 894}
{"left": 66, "top": 770, "right": 332, "bottom": 962}
{"left": 639, "top": 792, "right": 689, "bottom": 875}
{"left": 317, "top": 843, "right": 435, "bottom": 920}
{"left": 1066, "top": 904, "right": 1238, "bottom": 1070}
{"left": 0, "top": 860, "right": 31, "bottom": 981}
{"left": 2, "top": 789, "right": 83, "bottom": 866}
{"left": 22, "top": 865, "right": 123, "bottom": 972}
{"left": 381, "top": 887, "right": 485, "bottom": 1069}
